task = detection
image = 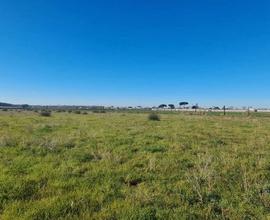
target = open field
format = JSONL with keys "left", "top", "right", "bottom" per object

{"left": 1, "top": 111, "right": 270, "bottom": 219}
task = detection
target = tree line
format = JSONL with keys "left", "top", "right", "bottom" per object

{"left": 158, "top": 102, "right": 199, "bottom": 109}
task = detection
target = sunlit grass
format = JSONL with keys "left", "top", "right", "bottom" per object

{"left": 0, "top": 111, "right": 270, "bottom": 219}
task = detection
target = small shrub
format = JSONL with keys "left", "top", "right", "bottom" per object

{"left": 124, "top": 174, "right": 143, "bottom": 187}
{"left": 40, "top": 111, "right": 51, "bottom": 117}
{"left": 75, "top": 153, "right": 94, "bottom": 163}
{"left": 74, "top": 110, "right": 81, "bottom": 114}
{"left": 144, "top": 146, "right": 166, "bottom": 153}
{"left": 82, "top": 112, "right": 88, "bottom": 115}
{"left": 148, "top": 113, "right": 160, "bottom": 121}
{"left": 93, "top": 110, "right": 106, "bottom": 113}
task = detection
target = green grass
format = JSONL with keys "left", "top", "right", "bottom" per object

{"left": 1, "top": 111, "right": 270, "bottom": 219}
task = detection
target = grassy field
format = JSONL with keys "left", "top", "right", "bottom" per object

{"left": 1, "top": 111, "right": 270, "bottom": 219}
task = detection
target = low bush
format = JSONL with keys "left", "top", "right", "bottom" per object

{"left": 40, "top": 111, "right": 51, "bottom": 117}
{"left": 148, "top": 113, "right": 160, "bottom": 121}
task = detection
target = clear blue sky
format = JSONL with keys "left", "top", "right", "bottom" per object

{"left": 0, "top": 0, "right": 269, "bottom": 107}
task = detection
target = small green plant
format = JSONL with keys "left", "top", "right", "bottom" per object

{"left": 74, "top": 110, "right": 81, "bottom": 114}
{"left": 148, "top": 113, "right": 160, "bottom": 121}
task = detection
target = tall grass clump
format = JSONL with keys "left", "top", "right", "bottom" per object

{"left": 148, "top": 113, "right": 160, "bottom": 121}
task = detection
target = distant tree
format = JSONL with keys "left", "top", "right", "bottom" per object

{"left": 21, "top": 104, "right": 29, "bottom": 109}
{"left": 192, "top": 104, "right": 199, "bottom": 110}
{"left": 158, "top": 104, "right": 167, "bottom": 109}
{"left": 0, "top": 102, "right": 13, "bottom": 107}
{"left": 179, "top": 102, "right": 189, "bottom": 108}
{"left": 168, "top": 104, "right": 175, "bottom": 109}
